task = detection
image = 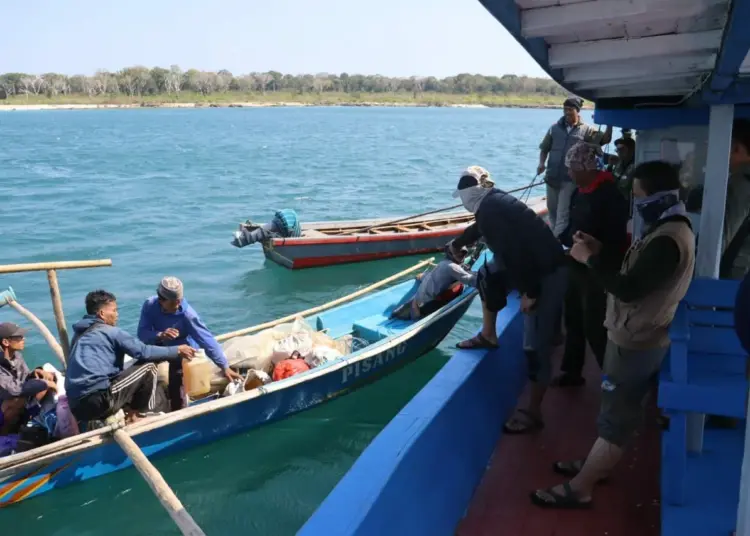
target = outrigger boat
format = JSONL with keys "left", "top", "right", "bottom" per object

{"left": 0, "top": 254, "right": 480, "bottom": 508}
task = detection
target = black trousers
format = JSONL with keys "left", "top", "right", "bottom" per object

{"left": 168, "top": 361, "right": 185, "bottom": 412}
{"left": 561, "top": 270, "right": 608, "bottom": 376}
{"left": 71, "top": 363, "right": 169, "bottom": 421}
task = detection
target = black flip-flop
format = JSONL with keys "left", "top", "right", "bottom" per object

{"left": 530, "top": 482, "right": 592, "bottom": 509}
{"left": 503, "top": 409, "right": 545, "bottom": 435}
{"left": 552, "top": 459, "right": 611, "bottom": 483}
{"left": 456, "top": 333, "right": 499, "bottom": 350}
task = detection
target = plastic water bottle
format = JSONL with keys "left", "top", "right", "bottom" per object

{"left": 54, "top": 395, "right": 80, "bottom": 438}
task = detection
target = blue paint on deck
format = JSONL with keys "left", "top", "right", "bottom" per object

{"left": 299, "top": 296, "right": 526, "bottom": 536}
{"left": 662, "top": 427, "right": 744, "bottom": 536}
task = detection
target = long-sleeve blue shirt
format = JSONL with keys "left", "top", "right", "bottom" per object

{"left": 137, "top": 296, "right": 228, "bottom": 369}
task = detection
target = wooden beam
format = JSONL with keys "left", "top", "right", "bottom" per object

{"left": 548, "top": 30, "right": 723, "bottom": 68}
{"left": 706, "top": 0, "right": 750, "bottom": 93}
{"left": 564, "top": 53, "right": 717, "bottom": 83}
{"left": 594, "top": 81, "right": 699, "bottom": 99}
{"left": 576, "top": 75, "right": 702, "bottom": 92}
{"left": 521, "top": 0, "right": 725, "bottom": 39}
{"left": 47, "top": 270, "right": 70, "bottom": 362}
{"left": 0, "top": 259, "right": 112, "bottom": 275}
{"left": 112, "top": 428, "right": 205, "bottom": 535}
{"left": 395, "top": 225, "right": 411, "bottom": 233}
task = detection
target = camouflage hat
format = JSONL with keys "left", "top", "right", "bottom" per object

{"left": 463, "top": 166, "right": 494, "bottom": 188}
{"left": 565, "top": 142, "right": 602, "bottom": 172}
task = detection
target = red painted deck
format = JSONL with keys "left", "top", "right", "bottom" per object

{"left": 456, "top": 351, "right": 661, "bottom": 536}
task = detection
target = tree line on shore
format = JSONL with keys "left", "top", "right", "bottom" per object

{"left": 0, "top": 66, "right": 568, "bottom": 99}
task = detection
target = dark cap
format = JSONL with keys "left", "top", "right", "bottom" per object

{"left": 563, "top": 97, "right": 583, "bottom": 111}
{"left": 0, "top": 322, "right": 28, "bottom": 339}
{"left": 451, "top": 172, "right": 481, "bottom": 198}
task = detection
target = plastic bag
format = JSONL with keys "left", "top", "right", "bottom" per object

{"left": 244, "top": 369, "right": 271, "bottom": 390}
{"left": 305, "top": 345, "right": 342, "bottom": 368}
{"left": 54, "top": 395, "right": 80, "bottom": 438}
{"left": 272, "top": 358, "right": 311, "bottom": 381}
{"left": 272, "top": 332, "right": 313, "bottom": 364}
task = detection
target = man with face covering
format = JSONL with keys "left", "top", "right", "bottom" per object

{"left": 449, "top": 167, "right": 567, "bottom": 434}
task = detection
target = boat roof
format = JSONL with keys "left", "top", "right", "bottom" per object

{"left": 480, "top": 0, "right": 750, "bottom": 109}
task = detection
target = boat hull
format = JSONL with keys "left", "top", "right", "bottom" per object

{"left": 263, "top": 228, "right": 464, "bottom": 269}
{"left": 260, "top": 198, "right": 547, "bottom": 269}
{"left": 0, "top": 291, "right": 475, "bottom": 508}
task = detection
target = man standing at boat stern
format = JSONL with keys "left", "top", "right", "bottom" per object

{"left": 137, "top": 277, "right": 242, "bottom": 411}
{"left": 538, "top": 97, "right": 613, "bottom": 237}
{"left": 65, "top": 290, "right": 196, "bottom": 423}
{"left": 531, "top": 161, "right": 695, "bottom": 509}
{"left": 449, "top": 167, "right": 567, "bottom": 435}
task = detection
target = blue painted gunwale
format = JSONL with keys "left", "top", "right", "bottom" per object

{"left": 0, "top": 262, "right": 480, "bottom": 508}
{"left": 299, "top": 295, "right": 526, "bottom": 536}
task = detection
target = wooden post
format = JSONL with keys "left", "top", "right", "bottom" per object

{"left": 47, "top": 269, "right": 71, "bottom": 362}
{"left": 111, "top": 427, "right": 206, "bottom": 536}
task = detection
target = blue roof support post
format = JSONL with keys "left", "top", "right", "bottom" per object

{"left": 737, "top": 394, "right": 750, "bottom": 536}
{"left": 689, "top": 104, "right": 735, "bottom": 454}
{"left": 703, "top": 0, "right": 750, "bottom": 102}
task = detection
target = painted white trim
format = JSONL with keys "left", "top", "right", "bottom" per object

{"left": 548, "top": 30, "right": 723, "bottom": 68}
{"left": 521, "top": 0, "right": 723, "bottom": 39}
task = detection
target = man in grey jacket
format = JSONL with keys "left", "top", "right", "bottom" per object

{"left": 538, "top": 97, "right": 612, "bottom": 236}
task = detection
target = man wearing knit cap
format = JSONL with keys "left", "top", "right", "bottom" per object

{"left": 138, "top": 276, "right": 241, "bottom": 410}
{"left": 538, "top": 97, "right": 613, "bottom": 238}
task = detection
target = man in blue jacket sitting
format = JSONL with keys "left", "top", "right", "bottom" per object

{"left": 65, "top": 290, "right": 196, "bottom": 423}
{"left": 138, "top": 276, "right": 242, "bottom": 411}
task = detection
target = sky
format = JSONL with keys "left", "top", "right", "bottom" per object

{"left": 0, "top": 0, "right": 547, "bottom": 78}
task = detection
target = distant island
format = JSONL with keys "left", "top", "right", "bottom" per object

{"left": 0, "top": 66, "right": 588, "bottom": 110}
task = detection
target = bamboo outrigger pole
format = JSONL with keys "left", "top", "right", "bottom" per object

{"left": 0, "top": 259, "right": 113, "bottom": 367}
{"left": 216, "top": 256, "right": 435, "bottom": 342}
{"left": 108, "top": 418, "right": 206, "bottom": 536}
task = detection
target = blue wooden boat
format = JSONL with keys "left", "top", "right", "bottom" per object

{"left": 0, "top": 257, "right": 481, "bottom": 508}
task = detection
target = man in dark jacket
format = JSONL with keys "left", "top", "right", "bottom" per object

{"left": 0, "top": 322, "right": 57, "bottom": 434}
{"left": 450, "top": 167, "right": 567, "bottom": 434}
{"left": 554, "top": 142, "right": 630, "bottom": 387}
{"left": 65, "top": 290, "right": 196, "bottom": 423}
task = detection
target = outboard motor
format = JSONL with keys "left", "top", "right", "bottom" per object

{"left": 231, "top": 209, "right": 302, "bottom": 248}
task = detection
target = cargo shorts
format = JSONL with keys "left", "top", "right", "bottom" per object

{"left": 597, "top": 340, "right": 668, "bottom": 447}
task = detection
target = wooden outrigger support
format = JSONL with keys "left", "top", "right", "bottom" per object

{"left": 0, "top": 259, "right": 114, "bottom": 367}
{"left": 0, "top": 258, "right": 206, "bottom": 536}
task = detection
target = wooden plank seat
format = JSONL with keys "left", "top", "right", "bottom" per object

{"left": 658, "top": 277, "right": 747, "bottom": 505}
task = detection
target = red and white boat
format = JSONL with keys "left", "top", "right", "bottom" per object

{"left": 236, "top": 198, "right": 547, "bottom": 270}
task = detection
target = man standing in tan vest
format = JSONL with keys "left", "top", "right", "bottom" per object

{"left": 529, "top": 160, "right": 695, "bottom": 509}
